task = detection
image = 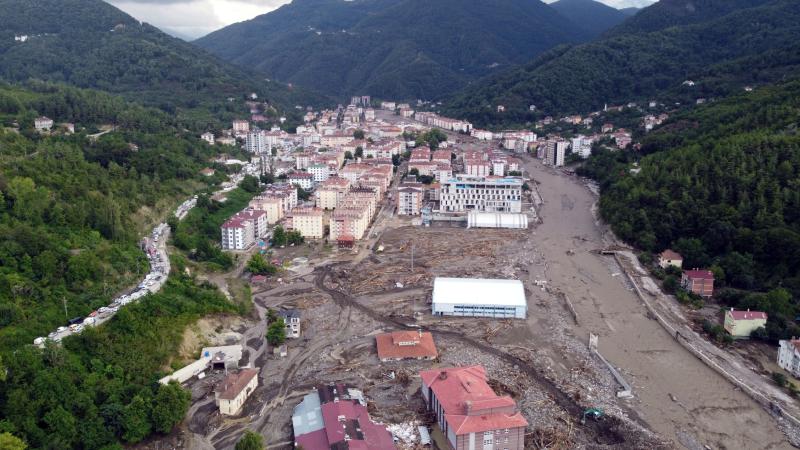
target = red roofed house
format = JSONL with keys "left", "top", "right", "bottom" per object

{"left": 658, "top": 249, "right": 683, "bottom": 269}
{"left": 375, "top": 330, "right": 437, "bottom": 362}
{"left": 681, "top": 269, "right": 714, "bottom": 298}
{"left": 292, "top": 384, "right": 395, "bottom": 450}
{"left": 216, "top": 368, "right": 259, "bottom": 415}
{"left": 420, "top": 366, "right": 528, "bottom": 450}
{"left": 724, "top": 308, "right": 767, "bottom": 338}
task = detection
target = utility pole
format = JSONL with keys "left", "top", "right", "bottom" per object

{"left": 62, "top": 296, "right": 68, "bottom": 320}
{"left": 411, "top": 240, "right": 415, "bottom": 272}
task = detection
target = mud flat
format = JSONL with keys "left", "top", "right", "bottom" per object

{"left": 521, "top": 155, "right": 792, "bottom": 449}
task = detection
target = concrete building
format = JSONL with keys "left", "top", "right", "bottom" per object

{"left": 292, "top": 384, "right": 395, "bottom": 450}
{"left": 249, "top": 195, "right": 284, "bottom": 224}
{"left": 658, "top": 249, "right": 683, "bottom": 269}
{"left": 221, "top": 210, "right": 266, "bottom": 250}
{"left": 279, "top": 310, "right": 301, "bottom": 338}
{"left": 439, "top": 175, "right": 523, "bottom": 214}
{"left": 285, "top": 207, "right": 324, "bottom": 239}
{"left": 467, "top": 211, "right": 528, "bottom": 229}
{"left": 420, "top": 366, "right": 528, "bottom": 450}
{"left": 376, "top": 330, "right": 437, "bottom": 362}
{"left": 432, "top": 277, "right": 527, "bottom": 319}
{"left": 201, "top": 132, "right": 215, "bottom": 145}
{"left": 329, "top": 207, "right": 370, "bottom": 243}
{"left": 465, "top": 159, "right": 492, "bottom": 177}
{"left": 778, "top": 339, "right": 800, "bottom": 378}
{"left": 216, "top": 368, "right": 259, "bottom": 415}
{"left": 34, "top": 116, "right": 54, "bottom": 132}
{"left": 571, "top": 136, "right": 593, "bottom": 159}
{"left": 681, "top": 269, "right": 714, "bottom": 298}
{"left": 232, "top": 120, "right": 249, "bottom": 137}
{"left": 307, "top": 163, "right": 330, "bottom": 183}
{"left": 246, "top": 130, "right": 267, "bottom": 153}
{"left": 397, "top": 183, "right": 424, "bottom": 215}
{"left": 288, "top": 171, "right": 314, "bottom": 190}
{"left": 724, "top": 309, "right": 767, "bottom": 338}
{"left": 544, "top": 141, "right": 567, "bottom": 167}
{"left": 315, "top": 177, "right": 351, "bottom": 210}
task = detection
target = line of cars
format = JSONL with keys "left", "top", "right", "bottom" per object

{"left": 34, "top": 222, "right": 172, "bottom": 347}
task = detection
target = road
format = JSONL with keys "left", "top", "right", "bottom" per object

{"left": 518, "top": 154, "right": 793, "bottom": 449}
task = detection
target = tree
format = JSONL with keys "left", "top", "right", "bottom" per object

{"left": 240, "top": 175, "right": 261, "bottom": 193}
{"left": 353, "top": 130, "right": 365, "bottom": 140}
{"left": 236, "top": 431, "right": 264, "bottom": 450}
{"left": 344, "top": 151, "right": 353, "bottom": 160}
{"left": 122, "top": 395, "right": 152, "bottom": 443}
{"left": 409, "top": 168, "right": 419, "bottom": 177}
{"left": 247, "top": 254, "right": 278, "bottom": 276}
{"left": 287, "top": 230, "right": 305, "bottom": 245}
{"left": 260, "top": 172, "right": 275, "bottom": 185}
{"left": 354, "top": 146, "right": 364, "bottom": 159}
{"left": 267, "top": 319, "right": 286, "bottom": 346}
{"left": 271, "top": 225, "right": 287, "bottom": 247}
{"left": 662, "top": 275, "right": 679, "bottom": 293}
{"left": 0, "top": 433, "right": 26, "bottom": 450}
{"left": 151, "top": 382, "right": 191, "bottom": 434}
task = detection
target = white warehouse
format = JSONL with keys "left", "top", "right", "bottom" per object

{"left": 431, "top": 277, "right": 527, "bottom": 319}
{"left": 467, "top": 211, "right": 528, "bottom": 229}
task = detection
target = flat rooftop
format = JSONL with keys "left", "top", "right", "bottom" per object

{"left": 432, "top": 277, "right": 526, "bottom": 307}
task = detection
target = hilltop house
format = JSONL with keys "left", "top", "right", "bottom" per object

{"left": 658, "top": 250, "right": 683, "bottom": 269}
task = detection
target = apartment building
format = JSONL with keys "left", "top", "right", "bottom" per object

{"left": 398, "top": 183, "right": 424, "bottom": 215}
{"left": 221, "top": 210, "right": 267, "bottom": 250}
{"left": 464, "top": 159, "right": 492, "bottom": 177}
{"left": 307, "top": 163, "right": 330, "bottom": 183}
{"left": 439, "top": 175, "right": 523, "bottom": 213}
{"left": 285, "top": 207, "right": 324, "bottom": 239}
{"left": 315, "top": 177, "right": 351, "bottom": 210}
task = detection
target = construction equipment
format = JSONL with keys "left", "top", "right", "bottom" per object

{"left": 580, "top": 408, "right": 604, "bottom": 425}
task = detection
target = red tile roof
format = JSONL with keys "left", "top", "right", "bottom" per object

{"left": 728, "top": 309, "right": 767, "bottom": 321}
{"left": 376, "top": 331, "right": 437, "bottom": 360}
{"left": 684, "top": 269, "right": 714, "bottom": 280}
{"left": 420, "top": 366, "right": 528, "bottom": 435}
{"left": 217, "top": 368, "right": 258, "bottom": 400}
{"left": 320, "top": 401, "right": 394, "bottom": 450}
{"left": 660, "top": 249, "right": 682, "bottom": 260}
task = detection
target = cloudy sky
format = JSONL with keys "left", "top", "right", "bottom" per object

{"left": 106, "top": 0, "right": 658, "bottom": 40}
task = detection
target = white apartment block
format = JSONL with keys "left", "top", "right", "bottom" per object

{"left": 545, "top": 141, "right": 567, "bottom": 167}
{"left": 221, "top": 210, "right": 266, "bottom": 250}
{"left": 288, "top": 172, "right": 314, "bottom": 190}
{"left": 308, "top": 164, "right": 330, "bottom": 183}
{"left": 571, "top": 136, "right": 593, "bottom": 159}
{"left": 465, "top": 160, "right": 492, "bottom": 177}
{"left": 778, "top": 339, "right": 800, "bottom": 378}
{"left": 201, "top": 132, "right": 215, "bottom": 145}
{"left": 439, "top": 175, "right": 523, "bottom": 213}
{"left": 246, "top": 130, "right": 267, "bottom": 154}
{"left": 397, "top": 184, "right": 424, "bottom": 216}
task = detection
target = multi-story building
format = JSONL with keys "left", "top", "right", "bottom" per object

{"left": 464, "top": 159, "right": 491, "bottom": 177}
{"left": 249, "top": 195, "right": 284, "bottom": 224}
{"left": 544, "top": 141, "right": 567, "bottom": 167}
{"left": 778, "top": 339, "right": 800, "bottom": 378}
{"left": 724, "top": 309, "right": 767, "bottom": 338}
{"left": 288, "top": 171, "right": 314, "bottom": 190}
{"left": 221, "top": 210, "right": 266, "bottom": 250}
{"left": 307, "top": 163, "right": 330, "bottom": 183}
{"left": 285, "top": 207, "right": 324, "bottom": 239}
{"left": 330, "top": 206, "right": 370, "bottom": 243}
{"left": 201, "top": 132, "right": 215, "bottom": 145}
{"left": 315, "top": 177, "right": 351, "bottom": 210}
{"left": 292, "top": 384, "right": 394, "bottom": 450}
{"left": 232, "top": 120, "right": 249, "bottom": 138}
{"left": 571, "top": 136, "right": 593, "bottom": 159}
{"left": 246, "top": 130, "right": 267, "bottom": 154}
{"left": 216, "top": 368, "right": 259, "bottom": 415}
{"left": 279, "top": 310, "right": 301, "bottom": 338}
{"left": 420, "top": 366, "right": 528, "bottom": 450}
{"left": 34, "top": 116, "right": 54, "bottom": 132}
{"left": 397, "top": 183, "right": 424, "bottom": 215}
{"left": 439, "top": 175, "right": 523, "bottom": 213}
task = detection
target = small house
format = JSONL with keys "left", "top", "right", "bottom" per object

{"left": 215, "top": 368, "right": 259, "bottom": 415}
{"left": 778, "top": 339, "right": 800, "bottom": 377}
{"left": 724, "top": 309, "right": 767, "bottom": 338}
{"left": 279, "top": 309, "right": 301, "bottom": 339}
{"left": 658, "top": 249, "right": 683, "bottom": 269}
{"left": 681, "top": 269, "right": 714, "bottom": 298}
{"left": 34, "top": 116, "right": 54, "bottom": 132}
{"left": 375, "top": 330, "right": 437, "bottom": 362}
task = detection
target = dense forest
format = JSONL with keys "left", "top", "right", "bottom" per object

{"left": 579, "top": 79, "right": 800, "bottom": 340}
{"left": 0, "top": 83, "right": 241, "bottom": 447}
{"left": 0, "top": 0, "right": 325, "bottom": 128}
{"left": 443, "top": 0, "right": 800, "bottom": 128}
{"left": 195, "top": 0, "right": 594, "bottom": 100}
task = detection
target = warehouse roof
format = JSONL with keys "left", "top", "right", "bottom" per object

{"left": 432, "top": 278, "right": 526, "bottom": 307}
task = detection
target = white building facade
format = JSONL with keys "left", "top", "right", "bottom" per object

{"left": 431, "top": 277, "right": 527, "bottom": 319}
{"left": 439, "top": 175, "right": 523, "bottom": 213}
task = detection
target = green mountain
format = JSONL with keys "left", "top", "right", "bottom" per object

{"left": 195, "top": 0, "right": 590, "bottom": 100}
{"left": 619, "top": 7, "right": 640, "bottom": 16}
{"left": 550, "top": 0, "right": 628, "bottom": 37}
{"left": 443, "top": 0, "right": 800, "bottom": 127}
{"left": 579, "top": 78, "right": 800, "bottom": 340}
{"left": 0, "top": 0, "right": 322, "bottom": 125}
{"left": 606, "top": 0, "right": 773, "bottom": 35}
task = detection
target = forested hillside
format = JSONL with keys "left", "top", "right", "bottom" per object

{"left": 195, "top": 0, "right": 589, "bottom": 100}
{"left": 550, "top": 0, "right": 628, "bottom": 38}
{"left": 443, "top": 0, "right": 800, "bottom": 127}
{"left": 579, "top": 79, "right": 800, "bottom": 340}
{"left": 0, "top": 0, "right": 322, "bottom": 126}
{"left": 0, "top": 83, "right": 239, "bottom": 447}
